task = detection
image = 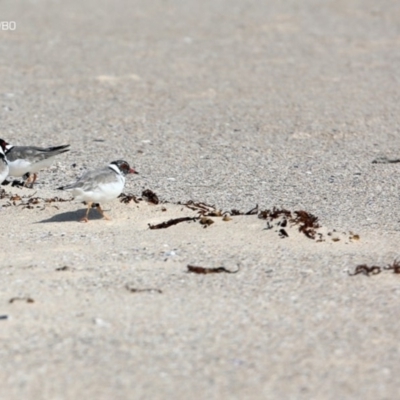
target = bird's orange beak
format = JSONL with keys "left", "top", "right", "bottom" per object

{"left": 130, "top": 168, "right": 138, "bottom": 174}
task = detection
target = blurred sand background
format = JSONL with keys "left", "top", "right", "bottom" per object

{"left": 1, "top": 0, "right": 400, "bottom": 398}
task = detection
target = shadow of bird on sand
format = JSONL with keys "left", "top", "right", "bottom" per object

{"left": 37, "top": 208, "right": 105, "bottom": 223}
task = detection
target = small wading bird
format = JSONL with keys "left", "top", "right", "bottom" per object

{"left": 0, "top": 146, "right": 9, "bottom": 184}
{"left": 0, "top": 138, "right": 70, "bottom": 188}
{"left": 58, "top": 160, "right": 138, "bottom": 222}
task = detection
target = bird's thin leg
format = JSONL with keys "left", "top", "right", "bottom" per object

{"left": 96, "top": 204, "right": 111, "bottom": 221}
{"left": 80, "top": 202, "right": 92, "bottom": 222}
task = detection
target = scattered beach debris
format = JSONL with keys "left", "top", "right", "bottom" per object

{"left": 348, "top": 259, "right": 400, "bottom": 276}
{"left": 348, "top": 264, "right": 382, "bottom": 276}
{"left": 0, "top": 189, "right": 70, "bottom": 210}
{"left": 384, "top": 259, "right": 400, "bottom": 273}
{"left": 119, "top": 189, "right": 161, "bottom": 205}
{"left": 149, "top": 217, "right": 198, "bottom": 230}
{"left": 9, "top": 297, "right": 35, "bottom": 304}
{"left": 187, "top": 265, "right": 240, "bottom": 274}
{"left": 144, "top": 201, "right": 358, "bottom": 243}
{"left": 0, "top": 188, "right": 359, "bottom": 246}
{"left": 372, "top": 156, "right": 400, "bottom": 164}
{"left": 142, "top": 189, "right": 159, "bottom": 204}
{"left": 118, "top": 192, "right": 141, "bottom": 204}
{"left": 258, "top": 208, "right": 320, "bottom": 239}
{"left": 55, "top": 266, "right": 73, "bottom": 271}
{"left": 125, "top": 284, "right": 162, "bottom": 294}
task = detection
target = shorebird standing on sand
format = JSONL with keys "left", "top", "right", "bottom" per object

{"left": 58, "top": 159, "right": 138, "bottom": 222}
{"left": 0, "top": 138, "right": 70, "bottom": 188}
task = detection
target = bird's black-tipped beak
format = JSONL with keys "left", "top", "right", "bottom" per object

{"left": 129, "top": 168, "right": 138, "bottom": 174}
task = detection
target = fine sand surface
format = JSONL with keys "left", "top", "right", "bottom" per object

{"left": 1, "top": 0, "right": 400, "bottom": 399}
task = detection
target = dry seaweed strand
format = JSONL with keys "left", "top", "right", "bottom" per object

{"left": 9, "top": 297, "right": 35, "bottom": 304}
{"left": 149, "top": 216, "right": 198, "bottom": 229}
{"left": 348, "top": 264, "right": 382, "bottom": 276}
{"left": 125, "top": 285, "right": 162, "bottom": 294}
{"left": 55, "top": 266, "right": 73, "bottom": 271}
{"left": 349, "top": 259, "right": 400, "bottom": 276}
{"left": 187, "top": 265, "right": 240, "bottom": 274}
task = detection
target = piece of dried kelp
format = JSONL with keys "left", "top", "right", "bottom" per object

{"left": 142, "top": 189, "right": 159, "bottom": 204}
{"left": 372, "top": 156, "right": 400, "bottom": 164}
{"left": 119, "top": 192, "right": 141, "bottom": 204}
{"left": 149, "top": 217, "right": 198, "bottom": 229}
{"left": 125, "top": 284, "right": 162, "bottom": 294}
{"left": 187, "top": 265, "right": 240, "bottom": 274}
{"left": 230, "top": 209, "right": 244, "bottom": 216}
{"left": 384, "top": 259, "right": 400, "bottom": 273}
{"left": 9, "top": 297, "right": 35, "bottom": 304}
{"left": 55, "top": 266, "right": 73, "bottom": 271}
{"left": 348, "top": 264, "right": 381, "bottom": 276}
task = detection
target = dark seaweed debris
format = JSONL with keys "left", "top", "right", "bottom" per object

{"left": 258, "top": 207, "right": 320, "bottom": 239}
{"left": 149, "top": 217, "right": 198, "bottom": 229}
{"left": 372, "top": 156, "right": 400, "bottom": 164}
{"left": 348, "top": 264, "right": 382, "bottom": 276}
{"left": 125, "top": 284, "right": 162, "bottom": 294}
{"left": 349, "top": 259, "right": 400, "bottom": 276}
{"left": 142, "top": 189, "right": 159, "bottom": 205}
{"left": 119, "top": 189, "right": 161, "bottom": 205}
{"left": 55, "top": 266, "right": 73, "bottom": 271}
{"left": 9, "top": 297, "right": 35, "bottom": 304}
{"left": 0, "top": 190, "right": 71, "bottom": 209}
{"left": 187, "top": 265, "right": 240, "bottom": 274}
{"left": 118, "top": 192, "right": 141, "bottom": 204}
{"left": 384, "top": 259, "right": 400, "bottom": 273}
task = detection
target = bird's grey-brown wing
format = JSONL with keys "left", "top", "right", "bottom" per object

{"left": 6, "top": 145, "right": 70, "bottom": 163}
{"left": 60, "top": 166, "right": 118, "bottom": 191}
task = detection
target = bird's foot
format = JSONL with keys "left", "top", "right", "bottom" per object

{"left": 96, "top": 204, "right": 111, "bottom": 221}
{"left": 79, "top": 217, "right": 89, "bottom": 223}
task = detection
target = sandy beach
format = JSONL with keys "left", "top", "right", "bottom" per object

{"left": 1, "top": 0, "right": 400, "bottom": 398}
